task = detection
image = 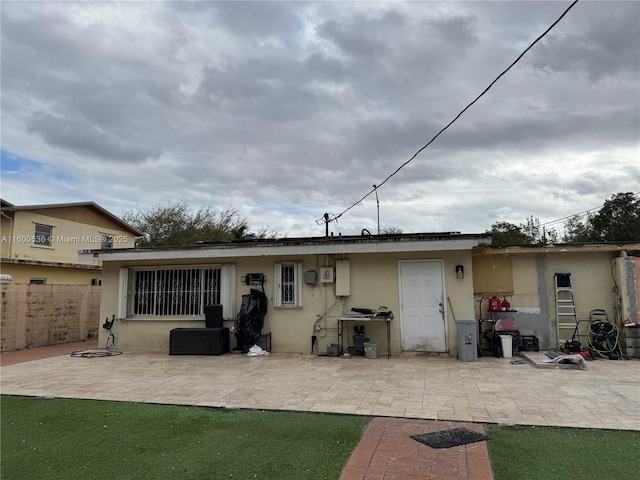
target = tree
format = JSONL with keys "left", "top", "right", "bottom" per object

{"left": 522, "top": 215, "right": 560, "bottom": 244}
{"left": 381, "top": 226, "right": 404, "bottom": 234}
{"left": 587, "top": 192, "right": 640, "bottom": 242}
{"left": 485, "top": 216, "right": 559, "bottom": 247}
{"left": 122, "top": 200, "right": 272, "bottom": 247}
{"left": 563, "top": 193, "right": 640, "bottom": 243}
{"left": 562, "top": 214, "right": 592, "bottom": 242}
{"left": 485, "top": 221, "right": 531, "bottom": 247}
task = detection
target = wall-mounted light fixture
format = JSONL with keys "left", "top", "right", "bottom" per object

{"left": 242, "top": 273, "right": 266, "bottom": 285}
{"left": 455, "top": 265, "right": 464, "bottom": 280}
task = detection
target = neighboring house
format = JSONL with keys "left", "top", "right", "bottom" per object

{"left": 83, "top": 233, "right": 640, "bottom": 358}
{"left": 0, "top": 199, "right": 141, "bottom": 352}
{"left": 1, "top": 199, "right": 141, "bottom": 284}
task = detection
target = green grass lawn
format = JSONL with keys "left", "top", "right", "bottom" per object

{"left": 0, "top": 396, "right": 370, "bottom": 480}
{"left": 486, "top": 424, "right": 639, "bottom": 480}
{"left": 2, "top": 396, "right": 639, "bottom": 480}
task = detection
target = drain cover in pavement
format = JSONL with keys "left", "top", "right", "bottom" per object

{"left": 410, "top": 427, "right": 489, "bottom": 449}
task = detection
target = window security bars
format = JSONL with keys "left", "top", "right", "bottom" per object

{"left": 129, "top": 267, "right": 220, "bottom": 317}
{"left": 281, "top": 264, "right": 295, "bottom": 304}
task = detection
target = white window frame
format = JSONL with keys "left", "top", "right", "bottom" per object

{"left": 118, "top": 264, "right": 236, "bottom": 319}
{"left": 274, "top": 262, "right": 303, "bottom": 308}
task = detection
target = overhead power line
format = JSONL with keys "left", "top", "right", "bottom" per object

{"left": 538, "top": 206, "right": 602, "bottom": 229}
{"left": 318, "top": 0, "right": 581, "bottom": 226}
{"left": 539, "top": 192, "right": 640, "bottom": 229}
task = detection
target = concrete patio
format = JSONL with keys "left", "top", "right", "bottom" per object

{"left": 2, "top": 345, "right": 639, "bottom": 431}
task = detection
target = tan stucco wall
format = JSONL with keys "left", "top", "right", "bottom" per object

{"left": 2, "top": 211, "right": 135, "bottom": 265}
{"left": 472, "top": 253, "right": 513, "bottom": 295}
{"left": 1, "top": 216, "right": 12, "bottom": 258}
{"left": 511, "top": 256, "right": 540, "bottom": 308}
{"left": 472, "top": 248, "right": 624, "bottom": 348}
{"left": 1, "top": 283, "right": 101, "bottom": 351}
{"left": 543, "top": 251, "right": 616, "bottom": 317}
{"left": 98, "top": 250, "right": 476, "bottom": 356}
{"left": 0, "top": 263, "right": 101, "bottom": 285}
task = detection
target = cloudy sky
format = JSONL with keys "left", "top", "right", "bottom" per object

{"left": 1, "top": 0, "right": 638, "bottom": 237}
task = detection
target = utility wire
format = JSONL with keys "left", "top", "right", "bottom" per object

{"left": 538, "top": 206, "right": 602, "bottom": 229}
{"left": 539, "top": 192, "right": 640, "bottom": 228}
{"left": 319, "top": 0, "right": 581, "bottom": 225}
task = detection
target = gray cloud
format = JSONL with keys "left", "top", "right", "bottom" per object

{"left": 529, "top": 1, "right": 640, "bottom": 81}
{"left": 26, "top": 111, "right": 161, "bottom": 163}
{"left": 1, "top": 1, "right": 638, "bottom": 236}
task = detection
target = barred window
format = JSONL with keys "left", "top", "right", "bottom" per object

{"left": 281, "top": 264, "right": 296, "bottom": 304}
{"left": 274, "top": 262, "right": 302, "bottom": 307}
{"left": 128, "top": 267, "right": 221, "bottom": 317}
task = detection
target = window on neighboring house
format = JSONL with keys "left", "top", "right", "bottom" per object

{"left": 29, "top": 278, "right": 46, "bottom": 285}
{"left": 34, "top": 223, "right": 52, "bottom": 246}
{"left": 101, "top": 234, "right": 114, "bottom": 249}
{"left": 274, "top": 262, "right": 303, "bottom": 307}
{"left": 122, "top": 265, "right": 236, "bottom": 319}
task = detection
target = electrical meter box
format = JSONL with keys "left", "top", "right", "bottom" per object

{"left": 320, "top": 267, "right": 334, "bottom": 283}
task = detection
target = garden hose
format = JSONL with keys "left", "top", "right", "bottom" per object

{"left": 587, "top": 320, "right": 620, "bottom": 359}
{"left": 70, "top": 324, "right": 122, "bottom": 358}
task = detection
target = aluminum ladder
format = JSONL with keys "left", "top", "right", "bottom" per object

{"left": 555, "top": 273, "right": 578, "bottom": 347}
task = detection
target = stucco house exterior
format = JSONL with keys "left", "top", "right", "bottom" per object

{"left": 1, "top": 199, "right": 141, "bottom": 284}
{"left": 81, "top": 233, "right": 489, "bottom": 356}
{"left": 0, "top": 199, "right": 142, "bottom": 352}
{"left": 81, "top": 232, "right": 640, "bottom": 358}
{"left": 472, "top": 243, "right": 640, "bottom": 357}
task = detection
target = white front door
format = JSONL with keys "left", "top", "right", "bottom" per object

{"left": 399, "top": 260, "right": 447, "bottom": 352}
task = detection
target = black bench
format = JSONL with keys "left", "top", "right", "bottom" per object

{"left": 169, "top": 328, "right": 230, "bottom": 355}
{"left": 169, "top": 305, "right": 230, "bottom": 355}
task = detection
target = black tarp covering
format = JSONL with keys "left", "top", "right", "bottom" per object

{"left": 234, "top": 289, "right": 268, "bottom": 347}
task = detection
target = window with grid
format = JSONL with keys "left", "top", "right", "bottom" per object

{"left": 127, "top": 266, "right": 221, "bottom": 317}
{"left": 34, "top": 223, "right": 52, "bottom": 246}
{"left": 275, "top": 262, "right": 302, "bottom": 307}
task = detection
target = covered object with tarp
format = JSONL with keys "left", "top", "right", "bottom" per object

{"left": 233, "top": 289, "right": 268, "bottom": 350}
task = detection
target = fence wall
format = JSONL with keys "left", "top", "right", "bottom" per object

{"left": 1, "top": 284, "right": 101, "bottom": 352}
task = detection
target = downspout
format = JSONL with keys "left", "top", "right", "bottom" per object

{"left": 1, "top": 211, "right": 14, "bottom": 258}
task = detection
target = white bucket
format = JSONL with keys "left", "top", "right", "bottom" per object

{"left": 364, "top": 342, "right": 378, "bottom": 359}
{"left": 500, "top": 335, "right": 513, "bottom": 358}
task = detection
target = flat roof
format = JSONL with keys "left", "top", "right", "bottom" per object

{"left": 79, "top": 232, "right": 492, "bottom": 262}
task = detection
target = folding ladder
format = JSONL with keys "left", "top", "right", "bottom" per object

{"left": 555, "top": 273, "right": 578, "bottom": 347}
